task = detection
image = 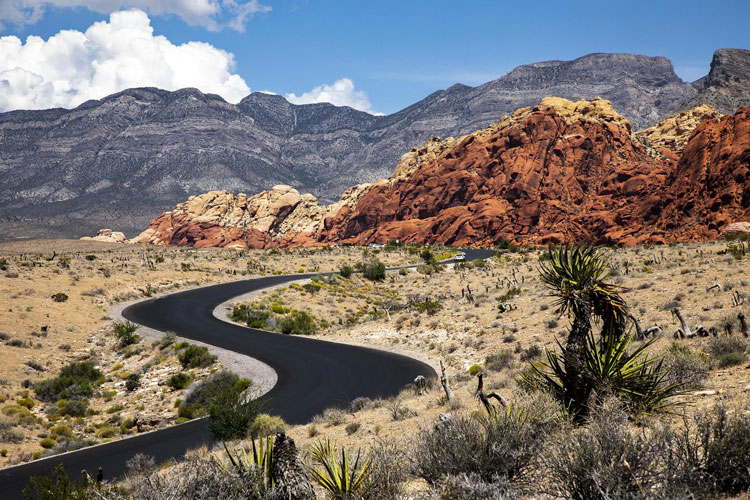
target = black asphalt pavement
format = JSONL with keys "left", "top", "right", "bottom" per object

{"left": 0, "top": 247, "right": 494, "bottom": 498}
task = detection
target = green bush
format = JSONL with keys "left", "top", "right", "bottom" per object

{"left": 178, "top": 344, "right": 217, "bottom": 368}
{"left": 339, "top": 265, "right": 353, "bottom": 278}
{"left": 467, "top": 364, "right": 482, "bottom": 376}
{"left": 413, "top": 298, "right": 443, "bottom": 315}
{"left": 270, "top": 302, "right": 290, "bottom": 314}
{"left": 167, "top": 372, "right": 192, "bottom": 390}
{"left": 230, "top": 305, "right": 270, "bottom": 328}
{"left": 125, "top": 373, "right": 141, "bottom": 391}
{"left": 249, "top": 413, "right": 286, "bottom": 438}
{"left": 278, "top": 311, "right": 317, "bottom": 335}
{"left": 23, "top": 463, "right": 89, "bottom": 500}
{"left": 705, "top": 406, "right": 750, "bottom": 493}
{"left": 56, "top": 399, "right": 87, "bottom": 417}
{"left": 112, "top": 321, "right": 140, "bottom": 347}
{"left": 206, "top": 382, "right": 264, "bottom": 441}
{"left": 34, "top": 362, "right": 102, "bottom": 402}
{"left": 39, "top": 437, "right": 55, "bottom": 449}
{"left": 363, "top": 259, "right": 386, "bottom": 281}
{"left": 718, "top": 351, "right": 746, "bottom": 368}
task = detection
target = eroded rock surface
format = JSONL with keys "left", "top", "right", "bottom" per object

{"left": 135, "top": 98, "right": 750, "bottom": 248}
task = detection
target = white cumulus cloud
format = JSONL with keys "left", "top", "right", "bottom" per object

{"left": 0, "top": 9, "right": 251, "bottom": 111}
{"left": 0, "top": 0, "right": 270, "bottom": 31}
{"left": 285, "top": 78, "right": 380, "bottom": 115}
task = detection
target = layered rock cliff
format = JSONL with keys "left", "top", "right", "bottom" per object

{"left": 135, "top": 97, "right": 750, "bottom": 248}
{"left": 7, "top": 50, "right": 749, "bottom": 241}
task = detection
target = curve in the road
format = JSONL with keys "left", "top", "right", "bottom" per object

{"left": 0, "top": 248, "right": 495, "bottom": 498}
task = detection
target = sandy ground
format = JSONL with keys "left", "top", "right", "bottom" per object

{"left": 2, "top": 238, "right": 749, "bottom": 474}
{"left": 0, "top": 240, "right": 418, "bottom": 465}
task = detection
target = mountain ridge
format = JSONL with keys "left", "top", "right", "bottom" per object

{"left": 1, "top": 49, "right": 749, "bottom": 241}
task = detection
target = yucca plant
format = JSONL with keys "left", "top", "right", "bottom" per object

{"left": 308, "top": 438, "right": 371, "bottom": 498}
{"left": 529, "top": 325, "right": 684, "bottom": 415}
{"left": 214, "top": 436, "right": 274, "bottom": 490}
{"left": 534, "top": 244, "right": 680, "bottom": 420}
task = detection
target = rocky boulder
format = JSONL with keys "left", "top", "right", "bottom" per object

{"left": 80, "top": 229, "right": 127, "bottom": 243}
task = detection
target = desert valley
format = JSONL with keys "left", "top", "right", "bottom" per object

{"left": 1, "top": 4, "right": 750, "bottom": 498}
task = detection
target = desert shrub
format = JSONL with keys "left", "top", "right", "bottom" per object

{"left": 167, "top": 372, "right": 192, "bottom": 390}
{"left": 363, "top": 259, "right": 386, "bottom": 281}
{"left": 50, "top": 293, "right": 68, "bottom": 302}
{"left": 206, "top": 382, "right": 264, "bottom": 441}
{"left": 497, "top": 287, "right": 521, "bottom": 303}
{"left": 2, "top": 404, "right": 38, "bottom": 426}
{"left": 23, "top": 463, "right": 89, "bottom": 500}
{"left": 96, "top": 425, "right": 118, "bottom": 438}
{"left": 278, "top": 311, "right": 316, "bottom": 335}
{"left": 57, "top": 399, "right": 87, "bottom": 417}
{"left": 413, "top": 298, "right": 443, "bottom": 315}
{"left": 178, "top": 344, "right": 217, "bottom": 368}
{"left": 485, "top": 350, "right": 515, "bottom": 372}
{"left": 178, "top": 371, "right": 250, "bottom": 422}
{"left": 345, "top": 421, "right": 360, "bottom": 435}
{"left": 0, "top": 417, "right": 24, "bottom": 443}
{"left": 519, "top": 345, "right": 542, "bottom": 362}
{"left": 112, "top": 321, "right": 140, "bottom": 347}
{"left": 661, "top": 342, "right": 710, "bottom": 389}
{"left": 314, "top": 407, "right": 347, "bottom": 426}
{"left": 350, "top": 397, "right": 373, "bottom": 412}
{"left": 248, "top": 413, "right": 285, "bottom": 438}
{"left": 34, "top": 362, "right": 102, "bottom": 402}
{"left": 438, "top": 473, "right": 518, "bottom": 500}
{"left": 125, "top": 373, "right": 141, "bottom": 391}
{"left": 269, "top": 302, "right": 289, "bottom": 314}
{"left": 699, "top": 405, "right": 750, "bottom": 493}
{"left": 706, "top": 336, "right": 748, "bottom": 359}
{"left": 414, "top": 406, "right": 541, "bottom": 485}
{"left": 49, "top": 424, "right": 72, "bottom": 440}
{"left": 16, "top": 397, "right": 34, "bottom": 409}
{"left": 541, "top": 403, "right": 684, "bottom": 500}
{"left": 718, "top": 351, "right": 746, "bottom": 368}
{"left": 468, "top": 364, "right": 482, "bottom": 376}
{"left": 118, "top": 456, "right": 265, "bottom": 500}
{"left": 126, "top": 453, "right": 155, "bottom": 476}
{"left": 158, "top": 331, "right": 176, "bottom": 349}
{"left": 39, "top": 437, "right": 56, "bottom": 449}
{"left": 339, "top": 264, "right": 353, "bottom": 278}
{"left": 399, "top": 267, "right": 409, "bottom": 276}
{"left": 360, "top": 439, "right": 408, "bottom": 500}
{"left": 230, "top": 305, "right": 270, "bottom": 328}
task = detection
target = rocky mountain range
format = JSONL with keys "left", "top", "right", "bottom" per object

{"left": 133, "top": 97, "right": 750, "bottom": 248}
{"left": 2, "top": 48, "right": 749, "bottom": 240}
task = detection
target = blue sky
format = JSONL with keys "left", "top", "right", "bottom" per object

{"left": 1, "top": 0, "right": 748, "bottom": 114}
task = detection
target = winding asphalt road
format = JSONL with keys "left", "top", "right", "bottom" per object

{"left": 0, "top": 248, "right": 493, "bottom": 498}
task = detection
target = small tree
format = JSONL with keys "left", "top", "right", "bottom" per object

{"left": 363, "top": 259, "right": 386, "bottom": 281}
{"left": 531, "top": 245, "right": 681, "bottom": 420}
{"left": 207, "top": 383, "right": 264, "bottom": 441}
{"left": 112, "top": 321, "right": 140, "bottom": 347}
{"left": 339, "top": 265, "right": 353, "bottom": 278}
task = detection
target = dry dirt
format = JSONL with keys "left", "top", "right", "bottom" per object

{"left": 1, "top": 238, "right": 749, "bottom": 479}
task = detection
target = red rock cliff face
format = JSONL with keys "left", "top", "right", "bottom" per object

{"left": 134, "top": 99, "right": 750, "bottom": 248}
{"left": 318, "top": 100, "right": 674, "bottom": 246}
{"left": 655, "top": 107, "right": 750, "bottom": 240}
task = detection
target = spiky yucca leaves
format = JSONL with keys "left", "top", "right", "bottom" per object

{"left": 528, "top": 325, "right": 684, "bottom": 415}
{"left": 215, "top": 436, "right": 274, "bottom": 490}
{"left": 308, "top": 438, "right": 371, "bottom": 497}
{"left": 538, "top": 245, "right": 628, "bottom": 334}
{"left": 535, "top": 245, "right": 680, "bottom": 420}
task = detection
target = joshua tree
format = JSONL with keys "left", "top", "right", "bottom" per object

{"left": 538, "top": 245, "right": 628, "bottom": 419}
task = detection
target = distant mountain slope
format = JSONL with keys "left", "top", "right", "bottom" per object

{"left": 681, "top": 49, "right": 750, "bottom": 114}
{"left": 1, "top": 49, "right": 748, "bottom": 240}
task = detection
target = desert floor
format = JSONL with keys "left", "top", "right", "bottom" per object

{"left": 0, "top": 239, "right": 748, "bottom": 474}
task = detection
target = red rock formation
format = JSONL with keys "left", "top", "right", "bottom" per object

{"left": 655, "top": 107, "right": 750, "bottom": 240}
{"left": 133, "top": 99, "right": 750, "bottom": 248}
{"left": 319, "top": 99, "right": 673, "bottom": 246}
